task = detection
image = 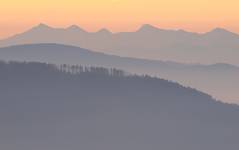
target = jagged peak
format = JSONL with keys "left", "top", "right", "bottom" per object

{"left": 96, "top": 28, "right": 112, "bottom": 34}
{"left": 67, "top": 25, "right": 85, "bottom": 31}
{"left": 66, "top": 25, "right": 87, "bottom": 32}
{"left": 34, "top": 23, "right": 52, "bottom": 29}
{"left": 206, "top": 27, "right": 236, "bottom": 36}
{"left": 137, "top": 24, "right": 161, "bottom": 32}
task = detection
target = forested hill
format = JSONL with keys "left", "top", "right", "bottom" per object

{"left": 0, "top": 61, "right": 239, "bottom": 150}
{"left": 1, "top": 43, "right": 239, "bottom": 103}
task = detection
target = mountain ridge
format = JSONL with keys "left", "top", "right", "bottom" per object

{"left": 0, "top": 43, "right": 239, "bottom": 104}
{"left": 1, "top": 23, "right": 238, "bottom": 65}
{"left": 1, "top": 43, "right": 239, "bottom": 68}
{"left": 1, "top": 23, "right": 237, "bottom": 40}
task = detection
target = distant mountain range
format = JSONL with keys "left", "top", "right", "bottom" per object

{"left": 1, "top": 61, "right": 239, "bottom": 150}
{"left": 0, "top": 23, "right": 239, "bottom": 65}
{"left": 0, "top": 43, "right": 238, "bottom": 103}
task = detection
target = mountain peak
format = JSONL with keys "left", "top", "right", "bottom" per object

{"left": 65, "top": 25, "right": 88, "bottom": 34}
{"left": 67, "top": 25, "right": 83, "bottom": 30}
{"left": 206, "top": 27, "right": 236, "bottom": 36}
{"left": 35, "top": 23, "right": 51, "bottom": 29}
{"left": 96, "top": 28, "right": 112, "bottom": 34}
{"left": 211, "top": 27, "right": 229, "bottom": 33}
{"left": 29, "top": 23, "right": 53, "bottom": 32}
{"left": 137, "top": 24, "right": 161, "bottom": 32}
{"left": 25, "top": 23, "right": 53, "bottom": 33}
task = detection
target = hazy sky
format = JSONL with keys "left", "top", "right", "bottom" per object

{"left": 0, "top": 0, "right": 238, "bottom": 38}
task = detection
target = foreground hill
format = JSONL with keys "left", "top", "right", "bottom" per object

{"left": 0, "top": 61, "right": 239, "bottom": 150}
{"left": 0, "top": 24, "right": 239, "bottom": 65}
{"left": 0, "top": 43, "right": 238, "bottom": 103}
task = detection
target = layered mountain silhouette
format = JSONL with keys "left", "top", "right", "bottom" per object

{"left": 0, "top": 61, "right": 239, "bottom": 150}
{"left": 0, "top": 43, "right": 239, "bottom": 103}
{"left": 1, "top": 23, "right": 239, "bottom": 65}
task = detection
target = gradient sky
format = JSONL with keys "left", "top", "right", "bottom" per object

{"left": 0, "top": 0, "right": 238, "bottom": 38}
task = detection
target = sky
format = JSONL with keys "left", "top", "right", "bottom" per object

{"left": 0, "top": 0, "right": 238, "bottom": 38}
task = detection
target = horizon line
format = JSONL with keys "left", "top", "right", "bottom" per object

{"left": 1, "top": 23, "right": 237, "bottom": 40}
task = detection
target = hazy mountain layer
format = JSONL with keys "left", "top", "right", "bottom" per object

{"left": 0, "top": 24, "right": 239, "bottom": 65}
{"left": 0, "top": 43, "right": 238, "bottom": 103}
{"left": 0, "top": 61, "right": 239, "bottom": 150}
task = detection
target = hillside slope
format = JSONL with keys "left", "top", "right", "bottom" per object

{"left": 0, "top": 61, "right": 239, "bottom": 150}
{"left": 0, "top": 43, "right": 238, "bottom": 103}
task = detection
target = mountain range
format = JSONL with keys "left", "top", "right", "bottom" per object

{"left": 0, "top": 23, "right": 239, "bottom": 65}
{"left": 1, "top": 61, "right": 239, "bottom": 150}
{"left": 0, "top": 43, "right": 238, "bottom": 104}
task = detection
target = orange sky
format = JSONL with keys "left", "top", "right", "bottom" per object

{"left": 0, "top": 0, "right": 238, "bottom": 38}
